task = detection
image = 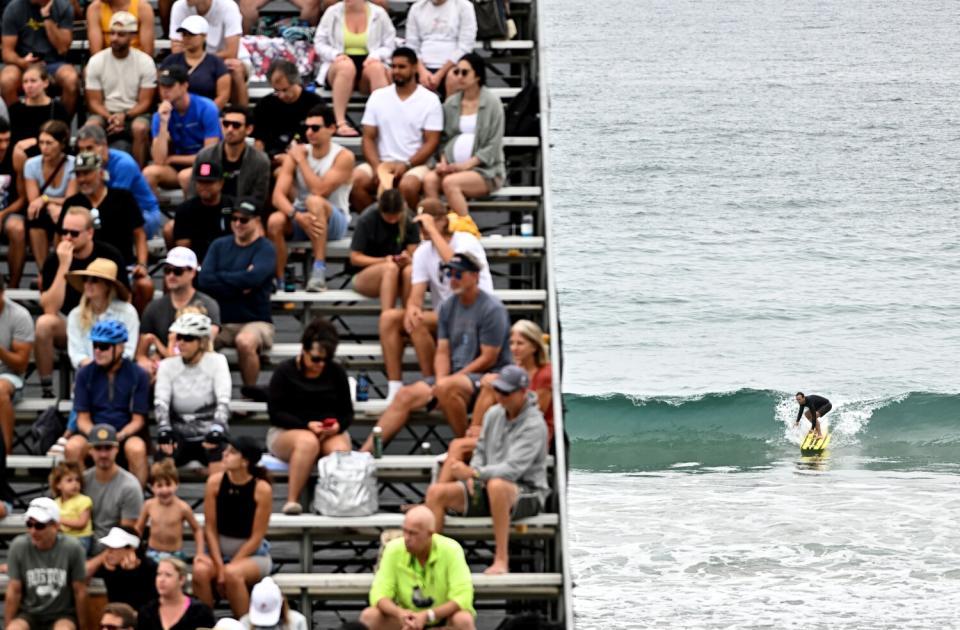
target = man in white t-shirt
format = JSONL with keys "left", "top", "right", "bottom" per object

{"left": 352, "top": 47, "right": 443, "bottom": 213}
{"left": 169, "top": 0, "right": 248, "bottom": 106}
{"left": 84, "top": 11, "right": 158, "bottom": 167}
{"left": 378, "top": 199, "right": 492, "bottom": 401}
{"left": 405, "top": 0, "right": 477, "bottom": 96}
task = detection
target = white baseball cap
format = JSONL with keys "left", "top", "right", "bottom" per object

{"left": 177, "top": 14, "right": 209, "bottom": 35}
{"left": 248, "top": 577, "right": 283, "bottom": 626}
{"left": 99, "top": 526, "right": 141, "bottom": 549}
{"left": 25, "top": 497, "right": 60, "bottom": 524}
{"left": 212, "top": 618, "right": 245, "bottom": 630}
{"left": 161, "top": 246, "right": 198, "bottom": 269}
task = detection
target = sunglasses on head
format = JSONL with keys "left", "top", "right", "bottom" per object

{"left": 176, "top": 334, "right": 199, "bottom": 343}
{"left": 58, "top": 228, "right": 82, "bottom": 238}
{"left": 222, "top": 119, "right": 245, "bottom": 129}
{"left": 93, "top": 341, "right": 116, "bottom": 351}
{"left": 26, "top": 519, "right": 49, "bottom": 530}
{"left": 304, "top": 124, "right": 324, "bottom": 132}
{"left": 163, "top": 266, "right": 186, "bottom": 276}
{"left": 231, "top": 215, "right": 251, "bottom": 224}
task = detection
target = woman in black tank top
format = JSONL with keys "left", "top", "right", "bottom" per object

{"left": 191, "top": 435, "right": 273, "bottom": 617}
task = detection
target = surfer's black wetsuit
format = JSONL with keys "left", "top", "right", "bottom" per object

{"left": 796, "top": 395, "right": 832, "bottom": 422}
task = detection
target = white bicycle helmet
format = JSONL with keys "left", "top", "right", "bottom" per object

{"left": 169, "top": 312, "right": 212, "bottom": 337}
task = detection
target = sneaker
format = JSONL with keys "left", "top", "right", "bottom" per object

{"left": 305, "top": 268, "right": 327, "bottom": 292}
{"left": 282, "top": 501, "right": 303, "bottom": 515}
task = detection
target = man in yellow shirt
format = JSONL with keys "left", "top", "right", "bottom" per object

{"left": 360, "top": 506, "right": 475, "bottom": 629}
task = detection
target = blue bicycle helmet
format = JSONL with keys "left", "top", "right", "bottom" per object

{"left": 89, "top": 319, "right": 128, "bottom": 344}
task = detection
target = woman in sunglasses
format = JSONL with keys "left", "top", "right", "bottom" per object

{"left": 154, "top": 311, "right": 232, "bottom": 472}
{"left": 423, "top": 53, "right": 506, "bottom": 217}
{"left": 64, "top": 257, "right": 139, "bottom": 370}
{"left": 266, "top": 317, "right": 353, "bottom": 515}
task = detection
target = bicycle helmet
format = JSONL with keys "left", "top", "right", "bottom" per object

{"left": 169, "top": 312, "right": 212, "bottom": 338}
{"left": 89, "top": 319, "right": 128, "bottom": 344}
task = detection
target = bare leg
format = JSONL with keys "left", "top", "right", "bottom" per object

{"left": 408, "top": 312, "right": 437, "bottom": 377}
{"left": 360, "top": 381, "right": 433, "bottom": 450}
{"left": 350, "top": 166, "right": 375, "bottom": 213}
{"left": 378, "top": 308, "right": 405, "bottom": 382}
{"left": 64, "top": 435, "right": 89, "bottom": 463}
{"left": 234, "top": 330, "right": 262, "bottom": 386}
{"left": 484, "top": 477, "right": 519, "bottom": 574}
{"left": 266, "top": 211, "right": 292, "bottom": 281}
{"left": 397, "top": 174, "right": 423, "bottom": 214}
{"left": 470, "top": 379, "right": 497, "bottom": 427}
{"left": 133, "top": 276, "right": 155, "bottom": 315}
{"left": 328, "top": 58, "right": 357, "bottom": 131}
{"left": 29, "top": 227, "right": 50, "bottom": 270}
{"left": 191, "top": 554, "right": 216, "bottom": 607}
{"left": 0, "top": 380, "right": 15, "bottom": 454}
{"left": 437, "top": 436, "right": 477, "bottom": 483}
{"left": 0, "top": 66, "right": 22, "bottom": 106}
{"left": 54, "top": 65, "right": 80, "bottom": 116}
{"left": 358, "top": 607, "right": 404, "bottom": 630}
{"left": 4, "top": 215, "right": 25, "bottom": 287}
{"left": 34, "top": 314, "right": 66, "bottom": 382}
{"left": 124, "top": 436, "right": 148, "bottom": 486}
{"left": 223, "top": 558, "right": 262, "bottom": 616}
{"left": 353, "top": 260, "right": 400, "bottom": 311}
{"left": 442, "top": 171, "right": 490, "bottom": 217}
{"left": 271, "top": 428, "right": 320, "bottom": 505}
{"left": 434, "top": 374, "right": 475, "bottom": 437}
{"left": 131, "top": 118, "right": 150, "bottom": 168}
{"left": 423, "top": 170, "right": 442, "bottom": 200}
{"left": 304, "top": 194, "right": 332, "bottom": 263}
{"left": 424, "top": 479, "right": 467, "bottom": 533}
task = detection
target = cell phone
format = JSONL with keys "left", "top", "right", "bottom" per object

{"left": 321, "top": 418, "right": 337, "bottom": 428}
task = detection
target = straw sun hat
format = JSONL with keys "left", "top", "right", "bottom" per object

{"left": 66, "top": 258, "right": 130, "bottom": 301}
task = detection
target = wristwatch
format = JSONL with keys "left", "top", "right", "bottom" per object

{"left": 426, "top": 609, "right": 436, "bottom": 624}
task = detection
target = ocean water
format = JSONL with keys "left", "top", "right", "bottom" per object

{"left": 542, "top": 1, "right": 960, "bottom": 627}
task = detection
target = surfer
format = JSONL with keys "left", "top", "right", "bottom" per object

{"left": 795, "top": 392, "right": 831, "bottom": 438}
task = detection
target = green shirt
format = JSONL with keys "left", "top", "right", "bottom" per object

{"left": 369, "top": 534, "right": 475, "bottom": 618}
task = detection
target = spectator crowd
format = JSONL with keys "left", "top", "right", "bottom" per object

{"left": 0, "top": 0, "right": 558, "bottom": 628}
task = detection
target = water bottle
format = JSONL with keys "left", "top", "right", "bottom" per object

{"left": 372, "top": 426, "right": 383, "bottom": 459}
{"left": 520, "top": 213, "right": 534, "bottom": 237}
{"left": 356, "top": 370, "right": 370, "bottom": 402}
{"left": 420, "top": 441, "right": 431, "bottom": 455}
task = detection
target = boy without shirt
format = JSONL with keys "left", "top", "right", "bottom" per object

{"left": 135, "top": 459, "right": 204, "bottom": 562}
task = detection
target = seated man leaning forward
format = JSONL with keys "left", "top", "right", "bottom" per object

{"left": 4, "top": 497, "right": 88, "bottom": 630}
{"left": 361, "top": 252, "right": 510, "bottom": 452}
{"left": 424, "top": 365, "right": 549, "bottom": 575}
{"left": 64, "top": 320, "right": 151, "bottom": 486}
{"left": 359, "top": 505, "right": 475, "bottom": 630}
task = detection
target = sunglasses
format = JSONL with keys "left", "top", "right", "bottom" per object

{"left": 222, "top": 120, "right": 245, "bottom": 129}
{"left": 92, "top": 444, "right": 116, "bottom": 451}
{"left": 304, "top": 124, "right": 325, "bottom": 132}
{"left": 452, "top": 68, "right": 471, "bottom": 76}
{"left": 444, "top": 268, "right": 464, "bottom": 280}
{"left": 163, "top": 266, "right": 186, "bottom": 276}
{"left": 303, "top": 351, "right": 327, "bottom": 363}
{"left": 93, "top": 341, "right": 116, "bottom": 351}
{"left": 58, "top": 228, "right": 82, "bottom": 238}
{"left": 176, "top": 334, "right": 199, "bottom": 343}
{"left": 26, "top": 519, "right": 49, "bottom": 530}
{"left": 231, "top": 215, "right": 251, "bottom": 224}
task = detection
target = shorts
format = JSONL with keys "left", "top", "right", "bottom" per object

{"left": 0, "top": 373, "right": 25, "bottom": 402}
{"left": 26, "top": 205, "right": 57, "bottom": 237}
{"left": 220, "top": 534, "right": 272, "bottom": 577}
{"left": 73, "top": 534, "right": 94, "bottom": 556}
{"left": 86, "top": 113, "right": 153, "bottom": 139}
{"left": 324, "top": 54, "right": 366, "bottom": 89}
{"left": 424, "top": 373, "right": 483, "bottom": 412}
{"left": 288, "top": 204, "right": 350, "bottom": 243}
{"left": 145, "top": 547, "right": 187, "bottom": 563}
{"left": 356, "top": 161, "right": 430, "bottom": 183}
{"left": 14, "top": 611, "right": 78, "bottom": 630}
{"left": 156, "top": 434, "right": 225, "bottom": 467}
{"left": 457, "top": 479, "right": 542, "bottom": 520}
{"left": 265, "top": 426, "right": 283, "bottom": 456}
{"left": 215, "top": 322, "right": 275, "bottom": 351}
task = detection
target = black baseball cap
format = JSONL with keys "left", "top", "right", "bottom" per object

{"left": 158, "top": 65, "right": 189, "bottom": 86}
{"left": 195, "top": 160, "right": 222, "bottom": 182}
{"left": 225, "top": 434, "right": 263, "bottom": 463}
{"left": 442, "top": 252, "right": 482, "bottom": 273}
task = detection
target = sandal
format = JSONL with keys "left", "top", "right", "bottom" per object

{"left": 335, "top": 121, "right": 359, "bottom": 137}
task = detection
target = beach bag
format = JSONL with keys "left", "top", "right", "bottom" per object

{"left": 29, "top": 403, "right": 65, "bottom": 455}
{"left": 312, "top": 451, "right": 378, "bottom": 516}
{"left": 504, "top": 81, "right": 540, "bottom": 137}
{"left": 472, "top": 0, "right": 508, "bottom": 40}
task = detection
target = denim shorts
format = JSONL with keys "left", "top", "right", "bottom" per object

{"left": 289, "top": 205, "right": 349, "bottom": 243}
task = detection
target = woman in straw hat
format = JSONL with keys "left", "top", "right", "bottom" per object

{"left": 65, "top": 257, "right": 139, "bottom": 369}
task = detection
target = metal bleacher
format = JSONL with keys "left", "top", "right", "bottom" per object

{"left": 0, "top": 0, "right": 574, "bottom": 626}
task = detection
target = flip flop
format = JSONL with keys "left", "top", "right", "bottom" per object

{"left": 336, "top": 121, "right": 359, "bottom": 137}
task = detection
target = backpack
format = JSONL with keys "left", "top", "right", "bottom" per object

{"left": 472, "top": 0, "right": 508, "bottom": 41}
{"left": 29, "top": 403, "right": 66, "bottom": 456}
{"left": 312, "top": 451, "right": 378, "bottom": 517}
{"left": 504, "top": 81, "right": 540, "bottom": 137}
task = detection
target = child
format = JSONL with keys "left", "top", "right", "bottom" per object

{"left": 49, "top": 461, "right": 93, "bottom": 554}
{"left": 135, "top": 459, "right": 205, "bottom": 562}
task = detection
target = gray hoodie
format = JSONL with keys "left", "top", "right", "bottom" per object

{"left": 471, "top": 391, "right": 550, "bottom": 506}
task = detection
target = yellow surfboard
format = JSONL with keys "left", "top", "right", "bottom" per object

{"left": 800, "top": 432, "right": 831, "bottom": 453}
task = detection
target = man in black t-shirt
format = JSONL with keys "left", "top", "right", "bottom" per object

{"left": 36, "top": 206, "right": 128, "bottom": 397}
{"left": 252, "top": 60, "right": 322, "bottom": 168}
{"left": 0, "top": 117, "right": 25, "bottom": 287}
{"left": 62, "top": 151, "right": 153, "bottom": 313}
{"left": 171, "top": 159, "right": 230, "bottom": 262}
